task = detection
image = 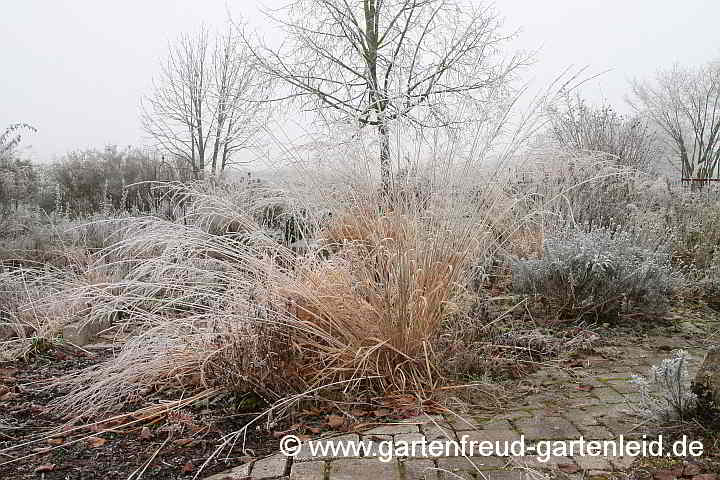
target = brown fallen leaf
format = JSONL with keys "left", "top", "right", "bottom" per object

{"left": 576, "top": 385, "right": 594, "bottom": 391}
{"left": 373, "top": 408, "right": 391, "bottom": 417}
{"left": 87, "top": 437, "right": 107, "bottom": 448}
{"left": 397, "top": 408, "right": 420, "bottom": 419}
{"left": 181, "top": 462, "right": 193, "bottom": 473}
{"left": 652, "top": 470, "right": 678, "bottom": 480}
{"left": 0, "top": 391, "right": 19, "bottom": 401}
{"left": 309, "top": 427, "right": 321, "bottom": 434}
{"left": 140, "top": 426, "right": 153, "bottom": 440}
{"left": 683, "top": 463, "right": 702, "bottom": 476}
{"left": 47, "top": 438, "right": 64, "bottom": 446}
{"left": 327, "top": 415, "right": 345, "bottom": 428}
{"left": 350, "top": 408, "right": 368, "bottom": 417}
{"left": 34, "top": 464, "right": 55, "bottom": 473}
{"left": 557, "top": 463, "right": 579, "bottom": 474}
{"left": 351, "top": 422, "right": 375, "bottom": 432}
{"left": 668, "top": 464, "right": 685, "bottom": 476}
{"left": 174, "top": 438, "right": 193, "bottom": 447}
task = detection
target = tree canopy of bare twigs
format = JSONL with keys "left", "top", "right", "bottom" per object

{"left": 547, "top": 94, "right": 660, "bottom": 172}
{"left": 242, "top": 0, "right": 527, "bottom": 191}
{"left": 629, "top": 59, "right": 720, "bottom": 181}
{"left": 0, "top": 123, "right": 36, "bottom": 161}
{"left": 142, "top": 24, "right": 272, "bottom": 180}
{"left": 0, "top": 123, "right": 37, "bottom": 214}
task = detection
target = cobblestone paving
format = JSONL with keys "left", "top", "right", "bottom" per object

{"left": 204, "top": 338, "right": 709, "bottom": 480}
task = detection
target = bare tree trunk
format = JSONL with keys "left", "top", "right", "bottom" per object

{"left": 210, "top": 125, "right": 221, "bottom": 177}
{"left": 221, "top": 143, "right": 230, "bottom": 172}
{"left": 378, "top": 122, "right": 391, "bottom": 196}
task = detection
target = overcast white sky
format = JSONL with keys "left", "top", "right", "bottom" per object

{"left": 2, "top": 1, "right": 719, "bottom": 163}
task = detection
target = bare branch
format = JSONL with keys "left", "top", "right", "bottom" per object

{"left": 142, "top": 22, "right": 272, "bottom": 179}
{"left": 629, "top": 60, "right": 720, "bottom": 180}
{"left": 240, "top": 0, "right": 525, "bottom": 188}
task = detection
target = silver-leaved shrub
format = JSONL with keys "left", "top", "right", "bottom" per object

{"left": 629, "top": 349, "right": 697, "bottom": 422}
{"left": 511, "top": 226, "right": 674, "bottom": 320}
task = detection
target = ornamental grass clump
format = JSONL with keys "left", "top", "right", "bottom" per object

{"left": 44, "top": 170, "right": 507, "bottom": 420}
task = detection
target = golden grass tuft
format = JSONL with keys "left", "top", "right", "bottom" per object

{"left": 264, "top": 203, "right": 487, "bottom": 393}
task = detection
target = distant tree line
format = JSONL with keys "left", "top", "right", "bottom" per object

{"left": 43, "top": 145, "right": 190, "bottom": 215}
{"left": 1, "top": 131, "right": 195, "bottom": 217}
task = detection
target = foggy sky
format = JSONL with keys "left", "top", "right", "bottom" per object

{"left": 2, "top": 0, "right": 719, "bottom": 163}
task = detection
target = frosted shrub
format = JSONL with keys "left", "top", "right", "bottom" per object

{"left": 511, "top": 227, "right": 674, "bottom": 320}
{"left": 629, "top": 350, "right": 697, "bottom": 422}
{"left": 669, "top": 198, "right": 720, "bottom": 271}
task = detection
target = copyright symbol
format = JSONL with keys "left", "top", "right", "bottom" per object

{"left": 279, "top": 435, "right": 302, "bottom": 457}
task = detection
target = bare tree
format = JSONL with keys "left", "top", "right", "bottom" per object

{"left": 547, "top": 94, "right": 660, "bottom": 172}
{"left": 629, "top": 60, "right": 720, "bottom": 182}
{"left": 0, "top": 123, "right": 35, "bottom": 162}
{"left": 142, "top": 25, "right": 271, "bottom": 180}
{"left": 0, "top": 123, "right": 37, "bottom": 213}
{"left": 243, "top": 0, "right": 526, "bottom": 191}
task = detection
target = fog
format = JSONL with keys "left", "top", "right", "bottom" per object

{"left": 1, "top": 0, "right": 718, "bottom": 162}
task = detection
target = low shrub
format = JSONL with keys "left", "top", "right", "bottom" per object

{"left": 668, "top": 198, "right": 720, "bottom": 272}
{"left": 629, "top": 349, "right": 698, "bottom": 423}
{"left": 511, "top": 226, "right": 675, "bottom": 321}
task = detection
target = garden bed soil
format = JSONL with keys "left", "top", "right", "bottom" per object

{"left": 0, "top": 346, "right": 283, "bottom": 480}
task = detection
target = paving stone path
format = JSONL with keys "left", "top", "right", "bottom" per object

{"left": 204, "top": 336, "right": 710, "bottom": 480}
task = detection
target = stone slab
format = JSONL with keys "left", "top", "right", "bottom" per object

{"left": 513, "top": 417, "right": 581, "bottom": 440}
{"left": 328, "top": 459, "right": 400, "bottom": 480}
{"left": 365, "top": 424, "right": 420, "bottom": 435}
{"left": 251, "top": 454, "right": 289, "bottom": 479}
{"left": 452, "top": 418, "right": 512, "bottom": 432}
{"left": 295, "top": 434, "right": 363, "bottom": 462}
{"left": 400, "top": 459, "right": 437, "bottom": 480}
{"left": 290, "top": 461, "right": 326, "bottom": 480}
{"left": 573, "top": 455, "right": 613, "bottom": 472}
